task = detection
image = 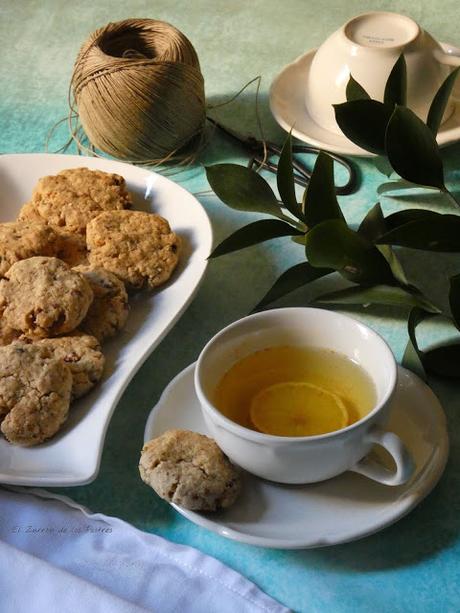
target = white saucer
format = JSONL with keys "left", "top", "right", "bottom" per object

{"left": 144, "top": 363, "right": 448, "bottom": 549}
{"left": 269, "top": 44, "right": 460, "bottom": 156}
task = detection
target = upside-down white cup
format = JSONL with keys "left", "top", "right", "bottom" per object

{"left": 195, "top": 307, "right": 414, "bottom": 485}
{"left": 305, "top": 11, "right": 460, "bottom": 135}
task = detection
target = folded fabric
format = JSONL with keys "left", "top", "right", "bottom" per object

{"left": 0, "top": 487, "right": 289, "bottom": 613}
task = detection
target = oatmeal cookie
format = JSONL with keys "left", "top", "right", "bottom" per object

{"left": 54, "top": 230, "right": 88, "bottom": 267}
{"left": 18, "top": 167, "right": 132, "bottom": 235}
{"left": 0, "top": 221, "right": 58, "bottom": 277}
{"left": 86, "top": 210, "right": 180, "bottom": 290}
{"left": 0, "top": 318, "right": 20, "bottom": 346}
{"left": 73, "top": 265, "right": 129, "bottom": 341}
{"left": 0, "top": 257, "right": 93, "bottom": 338}
{"left": 139, "top": 429, "right": 241, "bottom": 511}
{"left": 35, "top": 333, "right": 105, "bottom": 399}
{"left": 0, "top": 342, "right": 72, "bottom": 446}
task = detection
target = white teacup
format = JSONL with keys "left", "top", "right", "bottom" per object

{"left": 305, "top": 11, "right": 460, "bottom": 134}
{"left": 195, "top": 307, "right": 414, "bottom": 486}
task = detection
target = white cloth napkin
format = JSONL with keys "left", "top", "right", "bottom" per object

{"left": 0, "top": 488, "right": 289, "bottom": 613}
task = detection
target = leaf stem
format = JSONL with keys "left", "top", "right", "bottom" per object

{"left": 276, "top": 205, "right": 307, "bottom": 231}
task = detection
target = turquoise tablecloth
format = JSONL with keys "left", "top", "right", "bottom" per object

{"left": 2, "top": 1, "right": 460, "bottom": 611}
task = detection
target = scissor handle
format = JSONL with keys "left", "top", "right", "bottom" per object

{"left": 248, "top": 156, "right": 309, "bottom": 188}
{"left": 207, "top": 117, "right": 359, "bottom": 196}
{"left": 292, "top": 145, "right": 359, "bottom": 196}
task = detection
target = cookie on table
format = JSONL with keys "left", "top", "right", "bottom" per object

{"left": 18, "top": 167, "right": 133, "bottom": 235}
{"left": 35, "top": 333, "right": 105, "bottom": 399}
{"left": 86, "top": 210, "right": 180, "bottom": 290}
{"left": 73, "top": 265, "right": 129, "bottom": 342}
{"left": 0, "top": 256, "right": 93, "bottom": 338}
{"left": 0, "top": 342, "right": 72, "bottom": 446}
{"left": 0, "top": 221, "right": 58, "bottom": 277}
{"left": 139, "top": 429, "right": 241, "bottom": 511}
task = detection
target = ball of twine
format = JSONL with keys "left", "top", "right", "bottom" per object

{"left": 70, "top": 18, "right": 206, "bottom": 164}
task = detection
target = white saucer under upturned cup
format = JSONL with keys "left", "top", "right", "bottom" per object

{"left": 269, "top": 12, "right": 460, "bottom": 154}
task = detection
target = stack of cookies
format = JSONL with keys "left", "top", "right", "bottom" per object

{"left": 0, "top": 167, "right": 180, "bottom": 446}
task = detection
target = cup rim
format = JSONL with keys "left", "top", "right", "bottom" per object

{"left": 195, "top": 307, "right": 397, "bottom": 444}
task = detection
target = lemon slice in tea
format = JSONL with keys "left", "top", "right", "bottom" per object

{"left": 249, "top": 381, "right": 349, "bottom": 436}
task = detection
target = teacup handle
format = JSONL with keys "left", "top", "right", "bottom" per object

{"left": 349, "top": 427, "right": 415, "bottom": 486}
{"left": 434, "top": 46, "right": 460, "bottom": 67}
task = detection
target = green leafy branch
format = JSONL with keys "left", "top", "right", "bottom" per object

{"left": 204, "top": 56, "right": 460, "bottom": 379}
{"left": 335, "top": 56, "right": 460, "bottom": 206}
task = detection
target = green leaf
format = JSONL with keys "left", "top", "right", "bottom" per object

{"left": 402, "top": 340, "right": 426, "bottom": 381}
{"left": 358, "top": 207, "right": 411, "bottom": 287}
{"left": 314, "top": 284, "right": 440, "bottom": 312}
{"left": 376, "top": 179, "right": 417, "bottom": 195}
{"left": 346, "top": 75, "right": 371, "bottom": 101}
{"left": 427, "top": 67, "right": 460, "bottom": 136}
{"left": 385, "top": 106, "right": 445, "bottom": 190}
{"left": 302, "top": 152, "right": 344, "bottom": 228}
{"left": 291, "top": 234, "right": 307, "bottom": 246}
{"left": 334, "top": 100, "right": 394, "bottom": 155}
{"left": 385, "top": 209, "right": 442, "bottom": 230}
{"left": 424, "top": 344, "right": 460, "bottom": 378}
{"left": 384, "top": 54, "right": 407, "bottom": 107}
{"left": 374, "top": 156, "right": 394, "bottom": 178}
{"left": 405, "top": 304, "right": 460, "bottom": 378}
{"left": 358, "top": 206, "right": 431, "bottom": 288}
{"left": 253, "top": 262, "right": 333, "bottom": 311}
{"left": 209, "top": 219, "right": 304, "bottom": 258}
{"left": 358, "top": 203, "right": 387, "bottom": 242}
{"left": 276, "top": 133, "right": 306, "bottom": 222}
{"left": 377, "top": 214, "right": 460, "bottom": 251}
{"left": 402, "top": 307, "right": 429, "bottom": 380}
{"left": 305, "top": 219, "right": 394, "bottom": 285}
{"left": 205, "top": 164, "right": 282, "bottom": 218}
{"left": 377, "top": 245, "right": 409, "bottom": 286}
{"left": 449, "top": 273, "right": 460, "bottom": 329}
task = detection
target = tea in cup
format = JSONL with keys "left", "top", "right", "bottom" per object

{"left": 213, "top": 345, "right": 375, "bottom": 437}
{"left": 195, "top": 307, "right": 414, "bottom": 485}
{"left": 305, "top": 11, "right": 460, "bottom": 134}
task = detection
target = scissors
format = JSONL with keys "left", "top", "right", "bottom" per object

{"left": 207, "top": 117, "right": 359, "bottom": 196}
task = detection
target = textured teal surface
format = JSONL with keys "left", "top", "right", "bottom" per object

{"left": 2, "top": 1, "right": 460, "bottom": 611}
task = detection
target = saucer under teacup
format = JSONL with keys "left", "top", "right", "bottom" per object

{"left": 269, "top": 43, "right": 460, "bottom": 156}
{"left": 144, "top": 363, "right": 448, "bottom": 549}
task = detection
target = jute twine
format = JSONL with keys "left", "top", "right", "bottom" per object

{"left": 70, "top": 18, "right": 206, "bottom": 164}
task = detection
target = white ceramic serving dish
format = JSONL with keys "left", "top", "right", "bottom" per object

{"left": 0, "top": 153, "right": 212, "bottom": 486}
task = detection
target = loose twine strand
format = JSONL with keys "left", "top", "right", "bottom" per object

{"left": 47, "top": 18, "right": 268, "bottom": 171}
